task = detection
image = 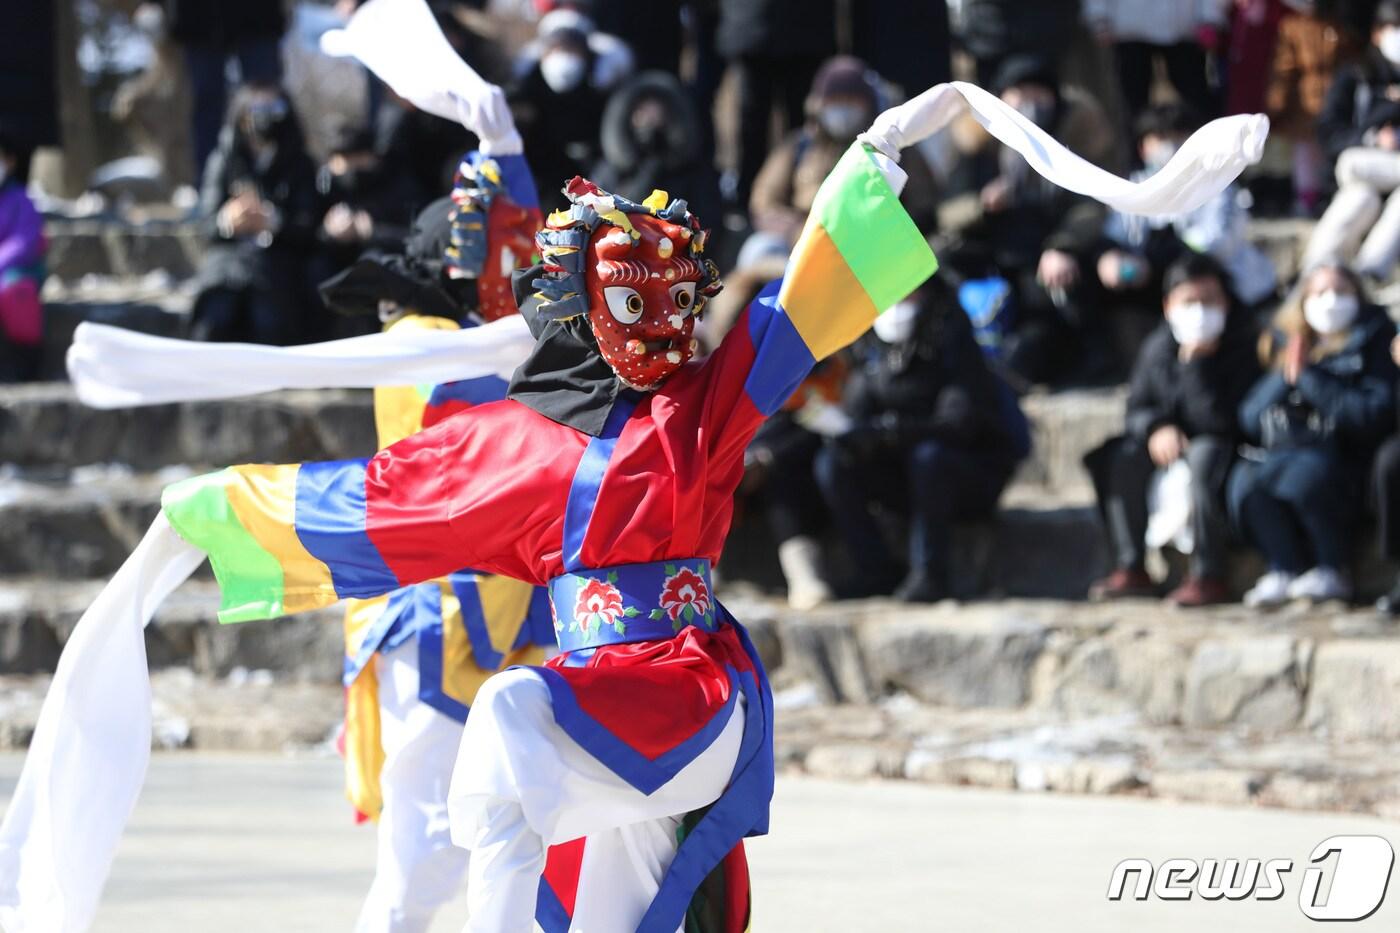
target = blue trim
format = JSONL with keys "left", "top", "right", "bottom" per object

{"left": 451, "top": 574, "right": 506, "bottom": 670}
{"left": 636, "top": 613, "right": 776, "bottom": 933}
{"left": 741, "top": 279, "right": 816, "bottom": 417}
{"left": 534, "top": 874, "right": 572, "bottom": 933}
{"left": 494, "top": 152, "right": 541, "bottom": 211}
{"left": 341, "top": 586, "right": 418, "bottom": 686}
{"left": 537, "top": 663, "right": 741, "bottom": 796}
{"left": 416, "top": 601, "right": 471, "bottom": 723}
{"left": 293, "top": 460, "right": 400, "bottom": 599}
{"left": 515, "top": 586, "right": 555, "bottom": 649}
{"left": 426, "top": 374, "right": 512, "bottom": 409}
{"left": 560, "top": 397, "right": 636, "bottom": 572}
{"left": 550, "top": 559, "right": 715, "bottom": 652}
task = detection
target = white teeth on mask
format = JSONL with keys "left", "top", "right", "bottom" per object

{"left": 657, "top": 237, "right": 673, "bottom": 259}
{"left": 667, "top": 314, "right": 683, "bottom": 329}
{"left": 499, "top": 247, "right": 515, "bottom": 277}
{"left": 666, "top": 351, "right": 682, "bottom": 364}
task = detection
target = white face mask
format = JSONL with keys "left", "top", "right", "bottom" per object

{"left": 541, "top": 51, "right": 587, "bottom": 93}
{"left": 1166, "top": 301, "right": 1226, "bottom": 346}
{"left": 819, "top": 104, "right": 867, "bottom": 141}
{"left": 1381, "top": 28, "right": 1400, "bottom": 66}
{"left": 1303, "top": 289, "right": 1360, "bottom": 334}
{"left": 873, "top": 300, "right": 920, "bottom": 343}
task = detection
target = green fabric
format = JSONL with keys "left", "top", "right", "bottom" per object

{"left": 810, "top": 143, "right": 939, "bottom": 313}
{"left": 161, "top": 469, "right": 285, "bottom": 622}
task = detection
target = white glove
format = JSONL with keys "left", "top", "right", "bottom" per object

{"left": 454, "top": 84, "right": 522, "bottom": 157}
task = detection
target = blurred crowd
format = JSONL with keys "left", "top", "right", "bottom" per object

{"left": 9, "top": 0, "right": 1400, "bottom": 612}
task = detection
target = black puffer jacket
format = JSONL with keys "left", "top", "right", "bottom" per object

{"left": 844, "top": 283, "right": 1028, "bottom": 460}
{"left": 165, "top": 0, "right": 285, "bottom": 45}
{"left": 1317, "top": 49, "right": 1400, "bottom": 161}
{"left": 589, "top": 72, "right": 722, "bottom": 229}
{"left": 1124, "top": 312, "right": 1261, "bottom": 443}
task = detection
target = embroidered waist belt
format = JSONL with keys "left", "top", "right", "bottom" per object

{"left": 549, "top": 558, "right": 716, "bottom": 653}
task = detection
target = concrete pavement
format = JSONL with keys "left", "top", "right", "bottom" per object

{"left": 4, "top": 752, "right": 1400, "bottom": 931}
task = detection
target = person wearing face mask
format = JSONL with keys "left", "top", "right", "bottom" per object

{"left": 509, "top": 16, "right": 613, "bottom": 210}
{"left": 192, "top": 82, "right": 330, "bottom": 345}
{"left": 1098, "top": 105, "right": 1278, "bottom": 366}
{"left": 813, "top": 278, "right": 1030, "bottom": 602}
{"left": 939, "top": 56, "right": 1122, "bottom": 386}
{"left": 748, "top": 56, "right": 938, "bottom": 255}
{"left": 589, "top": 71, "right": 722, "bottom": 240}
{"left": 1230, "top": 264, "right": 1396, "bottom": 607}
{"left": 1085, "top": 254, "right": 1261, "bottom": 607}
{"left": 0, "top": 126, "right": 44, "bottom": 382}
{"left": 1304, "top": 0, "right": 1400, "bottom": 275}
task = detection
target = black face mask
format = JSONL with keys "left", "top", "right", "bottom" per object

{"left": 245, "top": 100, "right": 289, "bottom": 141}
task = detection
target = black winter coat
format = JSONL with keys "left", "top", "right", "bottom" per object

{"left": 1125, "top": 314, "right": 1261, "bottom": 443}
{"left": 1316, "top": 50, "right": 1400, "bottom": 161}
{"left": 844, "top": 290, "right": 1028, "bottom": 461}
{"left": 716, "top": 0, "right": 836, "bottom": 59}
{"left": 165, "top": 0, "right": 285, "bottom": 45}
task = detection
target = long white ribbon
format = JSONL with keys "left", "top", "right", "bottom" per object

{"left": 66, "top": 315, "right": 536, "bottom": 409}
{"left": 0, "top": 515, "right": 204, "bottom": 933}
{"left": 861, "top": 81, "right": 1268, "bottom": 218}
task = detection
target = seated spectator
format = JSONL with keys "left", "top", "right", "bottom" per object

{"left": 509, "top": 11, "right": 617, "bottom": 208}
{"left": 940, "top": 55, "right": 1120, "bottom": 386}
{"left": 0, "top": 126, "right": 44, "bottom": 382}
{"left": 1084, "top": 0, "right": 1222, "bottom": 125}
{"left": 746, "top": 56, "right": 937, "bottom": 262}
{"left": 192, "top": 82, "right": 328, "bottom": 345}
{"left": 1098, "top": 104, "right": 1277, "bottom": 362}
{"left": 516, "top": 6, "right": 635, "bottom": 91}
{"left": 1303, "top": 0, "right": 1400, "bottom": 276}
{"left": 1085, "top": 255, "right": 1260, "bottom": 607}
{"left": 1231, "top": 264, "right": 1396, "bottom": 607}
{"left": 1266, "top": 0, "right": 1353, "bottom": 216}
{"left": 1370, "top": 331, "right": 1400, "bottom": 613}
{"left": 589, "top": 71, "right": 722, "bottom": 235}
{"left": 318, "top": 124, "right": 416, "bottom": 258}
{"left": 814, "top": 279, "right": 1029, "bottom": 603}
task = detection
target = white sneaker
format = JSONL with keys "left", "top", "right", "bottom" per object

{"left": 1244, "top": 571, "right": 1296, "bottom": 608}
{"left": 1287, "top": 566, "right": 1353, "bottom": 603}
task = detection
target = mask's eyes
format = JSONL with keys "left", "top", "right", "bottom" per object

{"left": 603, "top": 286, "right": 644, "bottom": 324}
{"left": 670, "top": 281, "right": 697, "bottom": 316}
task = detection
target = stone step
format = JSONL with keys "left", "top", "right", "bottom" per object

{"left": 43, "top": 217, "right": 204, "bottom": 283}
{"left": 722, "top": 594, "right": 1400, "bottom": 746}
{"left": 0, "top": 384, "right": 378, "bottom": 470}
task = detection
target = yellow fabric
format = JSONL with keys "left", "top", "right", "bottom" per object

{"left": 222, "top": 463, "right": 337, "bottom": 614}
{"left": 342, "top": 595, "right": 390, "bottom": 818}
{"left": 372, "top": 314, "right": 461, "bottom": 447}
{"left": 438, "top": 577, "right": 547, "bottom": 709}
{"left": 776, "top": 225, "right": 880, "bottom": 363}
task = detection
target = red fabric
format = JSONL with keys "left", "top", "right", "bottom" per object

{"left": 361, "top": 314, "right": 768, "bottom": 587}
{"left": 543, "top": 836, "right": 587, "bottom": 916}
{"left": 546, "top": 625, "right": 750, "bottom": 760}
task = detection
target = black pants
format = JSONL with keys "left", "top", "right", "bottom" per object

{"left": 1373, "top": 435, "right": 1400, "bottom": 560}
{"left": 745, "top": 417, "right": 827, "bottom": 545}
{"left": 1004, "top": 265, "right": 1115, "bottom": 386}
{"left": 1084, "top": 433, "right": 1234, "bottom": 579}
{"left": 730, "top": 53, "right": 824, "bottom": 206}
{"left": 814, "top": 433, "right": 1014, "bottom": 587}
{"left": 1114, "top": 41, "right": 1217, "bottom": 126}
{"left": 1228, "top": 446, "right": 1356, "bottom": 574}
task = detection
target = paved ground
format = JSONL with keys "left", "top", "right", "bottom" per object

{"left": 4, "top": 753, "right": 1400, "bottom": 932}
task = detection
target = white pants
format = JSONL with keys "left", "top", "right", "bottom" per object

{"left": 1303, "top": 146, "right": 1400, "bottom": 276}
{"left": 355, "top": 640, "right": 471, "bottom": 933}
{"left": 447, "top": 667, "right": 746, "bottom": 933}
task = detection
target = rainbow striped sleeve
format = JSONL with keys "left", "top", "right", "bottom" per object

{"left": 741, "top": 142, "right": 939, "bottom": 415}
{"left": 161, "top": 460, "right": 422, "bottom": 623}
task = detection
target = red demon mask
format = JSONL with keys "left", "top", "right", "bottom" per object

{"left": 533, "top": 179, "right": 721, "bottom": 390}
{"left": 445, "top": 154, "right": 543, "bottom": 322}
